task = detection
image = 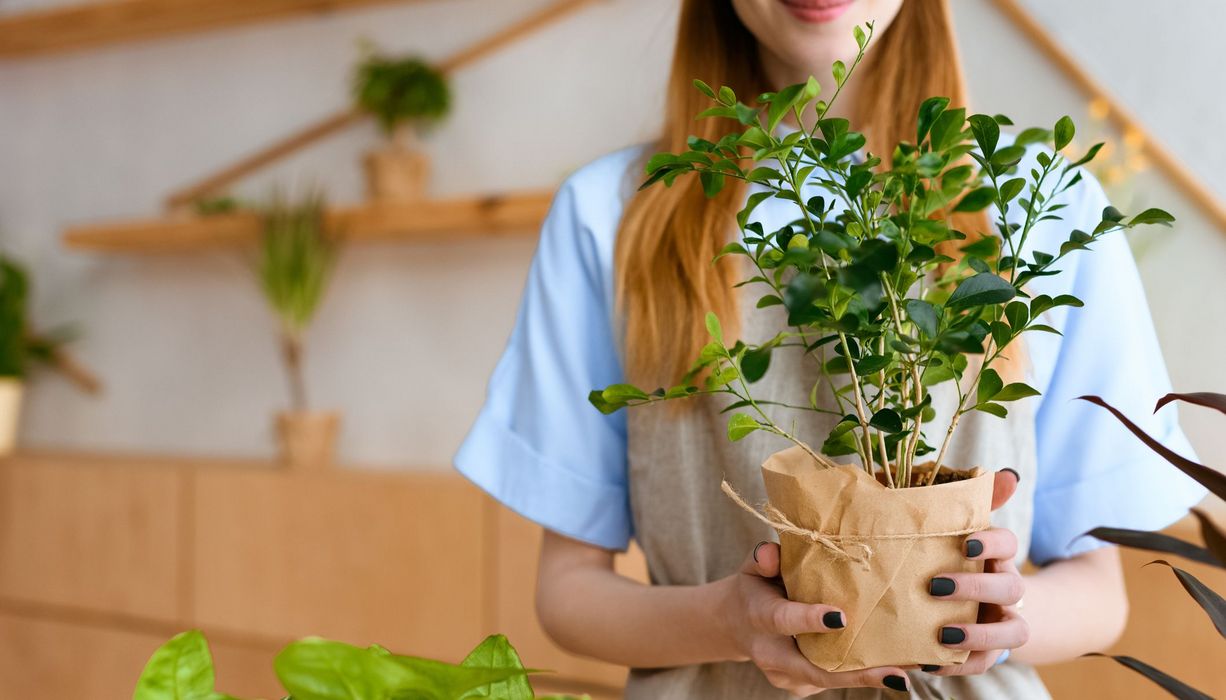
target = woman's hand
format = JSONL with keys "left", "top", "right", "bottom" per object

{"left": 717, "top": 541, "right": 913, "bottom": 695}
{"left": 925, "top": 469, "right": 1030, "bottom": 676}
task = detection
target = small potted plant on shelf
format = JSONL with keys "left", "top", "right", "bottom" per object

{"left": 352, "top": 41, "right": 451, "bottom": 203}
{"left": 591, "top": 22, "right": 1175, "bottom": 670}
{"left": 0, "top": 253, "right": 95, "bottom": 456}
{"left": 256, "top": 189, "right": 341, "bottom": 470}
{"left": 133, "top": 629, "right": 585, "bottom": 700}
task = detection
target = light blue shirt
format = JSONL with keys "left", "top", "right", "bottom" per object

{"left": 454, "top": 137, "right": 1205, "bottom": 564}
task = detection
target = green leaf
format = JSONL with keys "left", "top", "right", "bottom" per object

{"left": 994, "top": 382, "right": 1040, "bottom": 402}
{"left": 853, "top": 24, "right": 867, "bottom": 50}
{"left": 134, "top": 630, "right": 216, "bottom": 700}
{"left": 1054, "top": 115, "right": 1075, "bottom": 151}
{"left": 705, "top": 312, "right": 724, "bottom": 344}
{"left": 692, "top": 79, "right": 716, "bottom": 100}
{"left": 699, "top": 171, "right": 725, "bottom": 198}
{"left": 717, "top": 85, "right": 735, "bottom": 105}
{"left": 904, "top": 299, "right": 939, "bottom": 338}
{"left": 968, "top": 114, "right": 1000, "bottom": 158}
{"left": 1005, "top": 300, "right": 1029, "bottom": 331}
{"left": 953, "top": 187, "right": 996, "bottom": 213}
{"left": 977, "top": 368, "right": 1003, "bottom": 404}
{"left": 916, "top": 96, "right": 950, "bottom": 145}
{"left": 742, "top": 347, "right": 772, "bottom": 383}
{"left": 727, "top": 413, "right": 760, "bottom": 441}
{"left": 999, "top": 177, "right": 1026, "bottom": 203}
{"left": 1127, "top": 208, "right": 1176, "bottom": 227}
{"left": 946, "top": 272, "right": 1017, "bottom": 309}
{"left": 976, "top": 402, "right": 1008, "bottom": 418}
{"left": 832, "top": 60, "right": 847, "bottom": 86}
{"left": 869, "top": 408, "right": 903, "bottom": 433}
{"left": 461, "top": 635, "right": 534, "bottom": 700}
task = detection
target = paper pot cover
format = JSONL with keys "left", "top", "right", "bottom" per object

{"left": 761, "top": 444, "right": 994, "bottom": 671}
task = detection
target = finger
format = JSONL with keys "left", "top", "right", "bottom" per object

{"left": 990, "top": 468, "right": 1019, "bottom": 510}
{"left": 963, "top": 527, "right": 1017, "bottom": 561}
{"left": 926, "top": 650, "right": 1002, "bottom": 677}
{"left": 939, "top": 609, "right": 1030, "bottom": 651}
{"left": 743, "top": 541, "right": 781, "bottom": 578}
{"left": 928, "top": 571, "right": 1024, "bottom": 605}
{"left": 753, "top": 637, "right": 913, "bottom": 693}
{"left": 757, "top": 596, "right": 847, "bottom": 635}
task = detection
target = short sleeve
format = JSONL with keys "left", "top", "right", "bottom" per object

{"left": 1024, "top": 173, "right": 1206, "bottom": 564}
{"left": 453, "top": 150, "right": 641, "bottom": 551}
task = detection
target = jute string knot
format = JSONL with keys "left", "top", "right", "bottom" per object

{"left": 721, "top": 480, "right": 981, "bottom": 570}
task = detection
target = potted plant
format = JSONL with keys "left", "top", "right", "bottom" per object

{"left": 0, "top": 253, "right": 94, "bottom": 456}
{"left": 133, "top": 629, "right": 585, "bottom": 700}
{"left": 256, "top": 189, "right": 340, "bottom": 470}
{"left": 352, "top": 42, "right": 451, "bottom": 203}
{"left": 590, "top": 22, "right": 1174, "bottom": 670}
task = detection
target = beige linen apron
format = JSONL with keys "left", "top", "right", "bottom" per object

{"left": 620, "top": 245, "right": 1050, "bottom": 698}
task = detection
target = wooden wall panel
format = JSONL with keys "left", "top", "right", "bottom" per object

{"left": 191, "top": 468, "right": 488, "bottom": 661}
{"left": 0, "top": 454, "right": 182, "bottom": 622}
{"left": 0, "top": 611, "right": 170, "bottom": 699}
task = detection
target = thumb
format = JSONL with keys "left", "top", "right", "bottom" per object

{"left": 743, "top": 540, "right": 781, "bottom": 578}
{"left": 990, "top": 468, "right": 1020, "bottom": 511}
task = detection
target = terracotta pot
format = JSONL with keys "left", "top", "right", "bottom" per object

{"left": 761, "top": 444, "right": 994, "bottom": 671}
{"left": 0, "top": 378, "right": 21, "bottom": 456}
{"left": 363, "top": 146, "right": 430, "bottom": 203}
{"left": 275, "top": 410, "right": 340, "bottom": 470}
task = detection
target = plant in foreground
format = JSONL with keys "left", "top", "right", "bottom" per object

{"left": 133, "top": 629, "right": 586, "bottom": 700}
{"left": 591, "top": 21, "right": 1174, "bottom": 488}
{"left": 1079, "top": 391, "right": 1226, "bottom": 700}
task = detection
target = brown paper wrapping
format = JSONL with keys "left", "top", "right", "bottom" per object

{"left": 760, "top": 444, "right": 994, "bottom": 671}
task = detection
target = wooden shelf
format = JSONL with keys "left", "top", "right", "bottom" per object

{"left": 62, "top": 191, "right": 553, "bottom": 253}
{"left": 0, "top": 0, "right": 430, "bottom": 59}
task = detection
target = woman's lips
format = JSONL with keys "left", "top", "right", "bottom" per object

{"left": 778, "top": 0, "right": 855, "bottom": 24}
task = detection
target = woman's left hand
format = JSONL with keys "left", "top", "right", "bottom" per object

{"left": 925, "top": 469, "right": 1030, "bottom": 676}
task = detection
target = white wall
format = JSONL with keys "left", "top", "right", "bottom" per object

{"left": 0, "top": 0, "right": 1221, "bottom": 470}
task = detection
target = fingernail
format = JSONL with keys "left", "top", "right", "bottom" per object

{"left": 822, "top": 611, "right": 845, "bottom": 629}
{"left": 929, "top": 577, "right": 956, "bottom": 597}
{"left": 965, "top": 538, "right": 984, "bottom": 558}
{"left": 883, "top": 674, "right": 908, "bottom": 691}
{"left": 1001, "top": 467, "right": 1021, "bottom": 483}
{"left": 752, "top": 541, "right": 768, "bottom": 563}
{"left": 940, "top": 626, "right": 966, "bottom": 645}
{"left": 921, "top": 664, "right": 942, "bottom": 673}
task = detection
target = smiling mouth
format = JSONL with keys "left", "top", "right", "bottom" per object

{"left": 778, "top": 0, "right": 855, "bottom": 24}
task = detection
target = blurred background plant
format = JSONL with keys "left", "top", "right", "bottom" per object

{"left": 352, "top": 40, "right": 451, "bottom": 203}
{"left": 255, "top": 189, "right": 341, "bottom": 468}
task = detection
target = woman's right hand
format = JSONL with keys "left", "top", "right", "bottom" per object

{"left": 716, "top": 541, "right": 912, "bottom": 695}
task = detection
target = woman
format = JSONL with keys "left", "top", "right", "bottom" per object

{"left": 455, "top": 0, "right": 1204, "bottom": 697}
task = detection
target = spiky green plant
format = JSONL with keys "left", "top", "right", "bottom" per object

{"left": 0, "top": 255, "right": 29, "bottom": 379}
{"left": 256, "top": 190, "right": 337, "bottom": 412}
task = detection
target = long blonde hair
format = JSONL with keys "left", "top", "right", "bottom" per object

{"left": 614, "top": 0, "right": 993, "bottom": 388}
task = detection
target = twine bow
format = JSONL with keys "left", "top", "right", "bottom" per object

{"left": 721, "top": 480, "right": 982, "bottom": 570}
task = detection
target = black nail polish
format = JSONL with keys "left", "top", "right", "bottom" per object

{"left": 965, "top": 538, "right": 984, "bottom": 558}
{"left": 883, "top": 674, "right": 908, "bottom": 692}
{"left": 1001, "top": 467, "right": 1021, "bottom": 483}
{"left": 822, "top": 611, "right": 845, "bottom": 629}
{"left": 752, "top": 541, "right": 768, "bottom": 563}
{"left": 929, "top": 577, "right": 956, "bottom": 597}
{"left": 940, "top": 626, "right": 966, "bottom": 645}
{"left": 921, "top": 664, "right": 942, "bottom": 673}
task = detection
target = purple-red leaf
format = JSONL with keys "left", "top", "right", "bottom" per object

{"left": 1190, "top": 509, "right": 1226, "bottom": 572}
{"left": 1078, "top": 395, "right": 1226, "bottom": 501}
{"left": 1155, "top": 392, "right": 1226, "bottom": 417}
{"left": 1086, "top": 654, "right": 1213, "bottom": 700}
{"left": 1084, "top": 527, "right": 1221, "bottom": 568}
{"left": 1146, "top": 560, "right": 1226, "bottom": 639}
